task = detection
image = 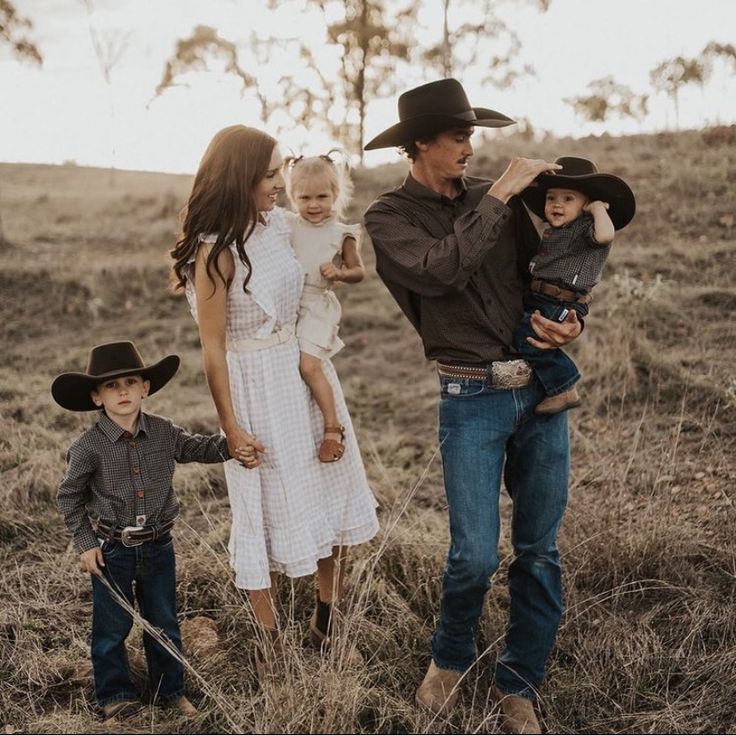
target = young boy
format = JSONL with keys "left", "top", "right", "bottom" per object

{"left": 517, "top": 156, "right": 636, "bottom": 414}
{"left": 52, "top": 341, "right": 245, "bottom": 720}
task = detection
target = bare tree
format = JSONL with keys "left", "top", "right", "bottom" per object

{"left": 81, "top": 0, "right": 131, "bottom": 186}
{"left": 422, "top": 0, "right": 550, "bottom": 87}
{"left": 565, "top": 76, "right": 648, "bottom": 126}
{"left": 0, "top": 1, "right": 42, "bottom": 248}
{"left": 650, "top": 55, "right": 709, "bottom": 130}
{"left": 153, "top": 25, "right": 292, "bottom": 131}
{"left": 261, "top": 0, "right": 418, "bottom": 162}
{"left": 0, "top": 0, "right": 42, "bottom": 65}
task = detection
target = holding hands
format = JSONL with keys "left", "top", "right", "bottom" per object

{"left": 225, "top": 424, "right": 266, "bottom": 469}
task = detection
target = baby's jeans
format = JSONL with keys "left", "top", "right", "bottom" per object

{"left": 512, "top": 291, "right": 589, "bottom": 397}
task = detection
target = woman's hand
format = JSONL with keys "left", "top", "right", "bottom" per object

{"left": 225, "top": 424, "right": 266, "bottom": 469}
{"left": 80, "top": 547, "right": 105, "bottom": 577}
{"left": 583, "top": 200, "right": 609, "bottom": 213}
{"left": 527, "top": 309, "right": 582, "bottom": 349}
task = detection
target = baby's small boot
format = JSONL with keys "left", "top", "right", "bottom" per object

{"left": 535, "top": 387, "right": 581, "bottom": 415}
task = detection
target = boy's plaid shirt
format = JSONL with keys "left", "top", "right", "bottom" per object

{"left": 57, "top": 411, "right": 229, "bottom": 552}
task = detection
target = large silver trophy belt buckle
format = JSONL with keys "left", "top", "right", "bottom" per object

{"left": 120, "top": 525, "right": 146, "bottom": 547}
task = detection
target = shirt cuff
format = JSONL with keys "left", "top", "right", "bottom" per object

{"left": 76, "top": 526, "right": 100, "bottom": 553}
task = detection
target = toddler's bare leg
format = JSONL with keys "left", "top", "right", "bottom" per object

{"left": 299, "top": 352, "right": 339, "bottom": 430}
{"left": 299, "top": 352, "right": 345, "bottom": 462}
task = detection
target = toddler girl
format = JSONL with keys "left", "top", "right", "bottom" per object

{"left": 284, "top": 152, "right": 365, "bottom": 462}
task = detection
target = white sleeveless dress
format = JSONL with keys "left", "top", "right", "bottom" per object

{"left": 286, "top": 212, "right": 361, "bottom": 360}
{"left": 185, "top": 207, "right": 379, "bottom": 590}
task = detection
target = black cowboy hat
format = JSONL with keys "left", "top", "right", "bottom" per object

{"left": 520, "top": 156, "right": 636, "bottom": 230}
{"left": 51, "top": 341, "right": 180, "bottom": 412}
{"left": 363, "top": 78, "right": 515, "bottom": 151}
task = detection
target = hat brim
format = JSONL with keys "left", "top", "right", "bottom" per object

{"left": 51, "top": 355, "right": 180, "bottom": 412}
{"left": 520, "top": 172, "right": 636, "bottom": 230}
{"left": 364, "top": 108, "right": 515, "bottom": 150}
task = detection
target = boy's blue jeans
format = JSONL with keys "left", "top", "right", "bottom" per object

{"left": 512, "top": 291, "right": 589, "bottom": 396}
{"left": 91, "top": 534, "right": 184, "bottom": 707}
{"left": 432, "top": 375, "right": 569, "bottom": 699}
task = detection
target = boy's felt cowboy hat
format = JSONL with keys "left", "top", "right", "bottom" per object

{"left": 520, "top": 156, "right": 636, "bottom": 230}
{"left": 51, "top": 341, "right": 180, "bottom": 412}
{"left": 363, "top": 78, "right": 515, "bottom": 150}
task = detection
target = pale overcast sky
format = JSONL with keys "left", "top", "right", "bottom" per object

{"left": 3, "top": 0, "right": 735, "bottom": 172}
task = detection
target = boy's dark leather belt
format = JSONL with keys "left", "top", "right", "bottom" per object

{"left": 96, "top": 519, "right": 175, "bottom": 547}
{"left": 530, "top": 278, "right": 593, "bottom": 304}
{"left": 437, "top": 359, "right": 533, "bottom": 389}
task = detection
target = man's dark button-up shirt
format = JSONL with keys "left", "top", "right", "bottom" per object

{"left": 364, "top": 174, "right": 540, "bottom": 363}
{"left": 57, "top": 411, "right": 229, "bottom": 552}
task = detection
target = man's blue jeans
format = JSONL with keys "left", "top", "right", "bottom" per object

{"left": 512, "top": 291, "right": 588, "bottom": 396}
{"left": 91, "top": 534, "right": 184, "bottom": 707}
{"left": 432, "top": 374, "right": 569, "bottom": 699}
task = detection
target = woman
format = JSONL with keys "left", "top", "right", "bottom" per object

{"left": 171, "top": 125, "right": 378, "bottom": 667}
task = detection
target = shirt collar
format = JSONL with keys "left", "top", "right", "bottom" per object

{"left": 96, "top": 411, "right": 149, "bottom": 442}
{"left": 403, "top": 173, "right": 468, "bottom": 205}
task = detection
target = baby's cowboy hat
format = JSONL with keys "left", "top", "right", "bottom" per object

{"left": 521, "top": 156, "right": 636, "bottom": 230}
{"left": 363, "top": 78, "right": 515, "bottom": 150}
{"left": 51, "top": 341, "right": 180, "bottom": 412}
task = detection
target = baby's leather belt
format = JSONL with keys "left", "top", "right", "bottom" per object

{"left": 96, "top": 518, "right": 176, "bottom": 547}
{"left": 530, "top": 278, "right": 593, "bottom": 304}
{"left": 437, "top": 359, "right": 533, "bottom": 389}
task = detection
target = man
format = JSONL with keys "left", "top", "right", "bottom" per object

{"left": 363, "top": 78, "right": 580, "bottom": 734}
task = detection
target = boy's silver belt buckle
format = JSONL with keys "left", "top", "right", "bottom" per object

{"left": 120, "top": 525, "right": 147, "bottom": 547}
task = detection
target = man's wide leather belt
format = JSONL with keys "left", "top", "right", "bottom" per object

{"left": 437, "top": 359, "right": 533, "bottom": 389}
{"left": 97, "top": 519, "right": 175, "bottom": 547}
{"left": 530, "top": 278, "right": 592, "bottom": 305}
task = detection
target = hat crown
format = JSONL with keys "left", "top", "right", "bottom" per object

{"left": 555, "top": 156, "right": 599, "bottom": 177}
{"left": 86, "top": 341, "right": 146, "bottom": 378}
{"left": 398, "top": 78, "right": 475, "bottom": 122}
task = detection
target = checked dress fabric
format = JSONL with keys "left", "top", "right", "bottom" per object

{"left": 185, "top": 207, "right": 378, "bottom": 590}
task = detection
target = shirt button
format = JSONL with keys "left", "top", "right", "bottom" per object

{"left": 129, "top": 441, "right": 136, "bottom": 448}
{"left": 132, "top": 467, "right": 140, "bottom": 475}
{"left": 137, "top": 490, "right": 145, "bottom": 498}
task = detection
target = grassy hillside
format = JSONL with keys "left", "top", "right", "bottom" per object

{"left": 1, "top": 127, "right": 735, "bottom": 734}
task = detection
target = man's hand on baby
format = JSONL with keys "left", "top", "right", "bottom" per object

{"left": 80, "top": 547, "right": 105, "bottom": 577}
{"left": 320, "top": 262, "right": 343, "bottom": 281}
{"left": 528, "top": 308, "right": 581, "bottom": 349}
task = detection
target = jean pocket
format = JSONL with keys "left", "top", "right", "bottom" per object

{"left": 100, "top": 539, "right": 122, "bottom": 558}
{"left": 439, "top": 376, "right": 487, "bottom": 398}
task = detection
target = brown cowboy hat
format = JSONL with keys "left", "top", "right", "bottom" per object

{"left": 51, "top": 341, "right": 180, "bottom": 412}
{"left": 364, "top": 78, "right": 515, "bottom": 151}
{"left": 520, "top": 156, "right": 636, "bottom": 230}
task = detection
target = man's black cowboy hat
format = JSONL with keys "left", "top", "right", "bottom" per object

{"left": 363, "top": 78, "right": 515, "bottom": 150}
{"left": 520, "top": 156, "right": 636, "bottom": 230}
{"left": 51, "top": 341, "right": 180, "bottom": 412}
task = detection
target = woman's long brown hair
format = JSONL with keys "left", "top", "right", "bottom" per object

{"left": 171, "top": 125, "right": 276, "bottom": 294}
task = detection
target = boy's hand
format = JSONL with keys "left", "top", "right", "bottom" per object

{"left": 225, "top": 424, "right": 266, "bottom": 469}
{"left": 583, "top": 200, "right": 609, "bottom": 213}
{"left": 80, "top": 547, "right": 105, "bottom": 577}
{"left": 320, "top": 262, "right": 342, "bottom": 282}
{"left": 528, "top": 309, "right": 581, "bottom": 349}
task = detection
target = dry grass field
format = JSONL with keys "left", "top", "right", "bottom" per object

{"left": 1, "top": 127, "right": 735, "bottom": 734}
